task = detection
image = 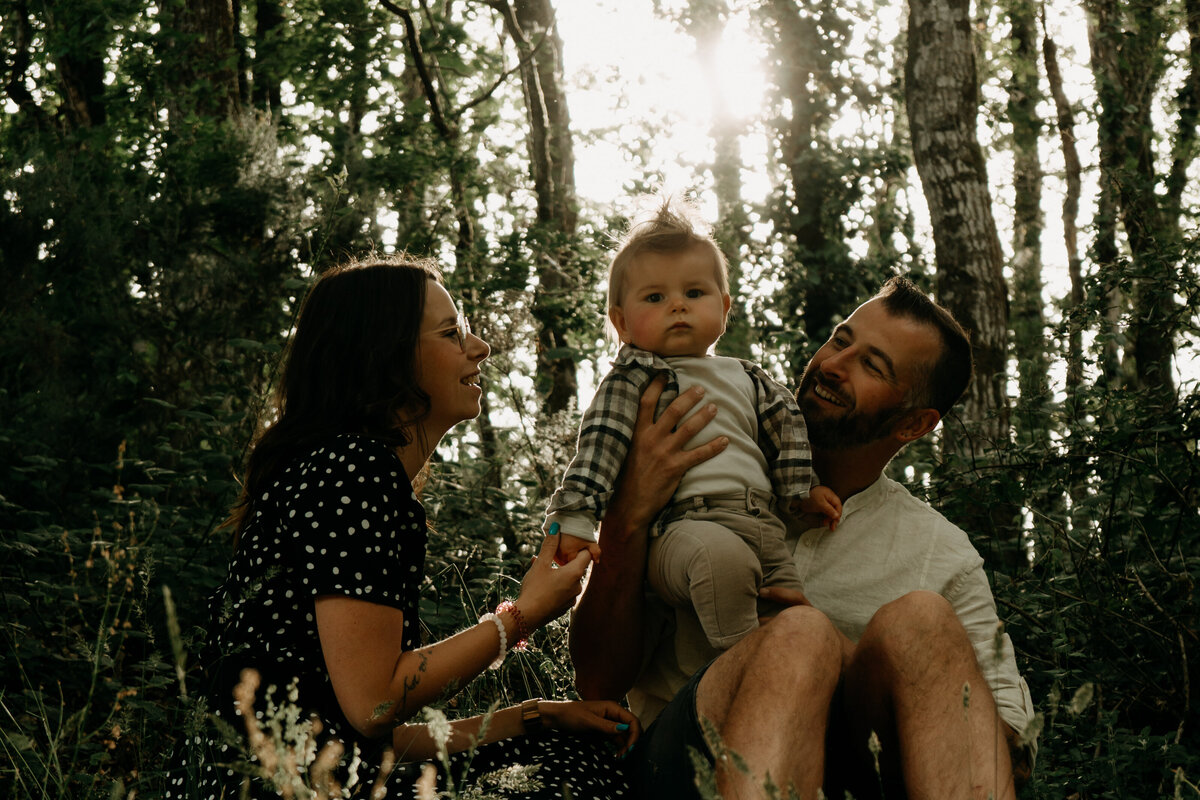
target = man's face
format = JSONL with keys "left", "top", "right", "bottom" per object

{"left": 797, "top": 298, "right": 942, "bottom": 450}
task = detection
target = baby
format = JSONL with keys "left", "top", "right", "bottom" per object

{"left": 544, "top": 198, "right": 839, "bottom": 650}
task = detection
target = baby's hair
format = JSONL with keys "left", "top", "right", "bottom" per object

{"left": 607, "top": 195, "right": 729, "bottom": 311}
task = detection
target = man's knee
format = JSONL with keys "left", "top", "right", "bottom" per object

{"left": 699, "top": 605, "right": 842, "bottom": 723}
{"left": 723, "top": 605, "right": 841, "bottom": 681}
{"left": 857, "top": 591, "right": 970, "bottom": 667}
{"left": 760, "top": 605, "right": 843, "bottom": 679}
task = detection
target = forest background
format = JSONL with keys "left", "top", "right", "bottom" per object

{"left": 1, "top": 0, "right": 1198, "bottom": 797}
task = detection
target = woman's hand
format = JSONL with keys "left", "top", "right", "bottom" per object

{"left": 539, "top": 700, "right": 640, "bottom": 756}
{"left": 514, "top": 530, "right": 592, "bottom": 630}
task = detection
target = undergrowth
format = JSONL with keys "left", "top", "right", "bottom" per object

{"left": 2, "top": 382, "right": 1198, "bottom": 798}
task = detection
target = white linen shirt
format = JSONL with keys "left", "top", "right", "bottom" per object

{"left": 629, "top": 473, "right": 1037, "bottom": 755}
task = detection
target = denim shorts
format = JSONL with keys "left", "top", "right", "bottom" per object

{"left": 628, "top": 660, "right": 715, "bottom": 799}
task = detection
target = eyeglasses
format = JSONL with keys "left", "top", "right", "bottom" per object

{"left": 428, "top": 310, "right": 472, "bottom": 352}
{"left": 450, "top": 312, "right": 472, "bottom": 351}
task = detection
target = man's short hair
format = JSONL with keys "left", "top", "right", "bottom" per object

{"left": 874, "top": 277, "right": 973, "bottom": 417}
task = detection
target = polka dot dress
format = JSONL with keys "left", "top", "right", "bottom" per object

{"left": 446, "top": 728, "right": 633, "bottom": 798}
{"left": 163, "top": 435, "right": 632, "bottom": 799}
{"left": 165, "top": 435, "right": 425, "bottom": 799}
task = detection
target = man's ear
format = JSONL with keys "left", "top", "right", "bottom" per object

{"left": 609, "top": 306, "right": 631, "bottom": 343}
{"left": 895, "top": 408, "right": 941, "bottom": 443}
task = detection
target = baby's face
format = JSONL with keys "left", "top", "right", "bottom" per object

{"left": 609, "top": 246, "right": 730, "bottom": 358}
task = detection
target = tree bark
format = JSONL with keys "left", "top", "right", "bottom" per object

{"left": 1087, "top": 0, "right": 1180, "bottom": 399}
{"left": 164, "top": 0, "right": 243, "bottom": 123}
{"left": 495, "top": 0, "right": 580, "bottom": 415}
{"left": 252, "top": 0, "right": 284, "bottom": 116}
{"left": 763, "top": 0, "right": 860, "bottom": 371}
{"left": 906, "top": 0, "right": 1010, "bottom": 450}
{"left": 1042, "top": 23, "right": 1085, "bottom": 395}
{"left": 682, "top": 0, "right": 753, "bottom": 359}
{"left": 1005, "top": 0, "right": 1049, "bottom": 414}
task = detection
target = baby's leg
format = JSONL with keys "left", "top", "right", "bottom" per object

{"left": 753, "top": 509, "right": 805, "bottom": 620}
{"left": 647, "top": 519, "right": 762, "bottom": 650}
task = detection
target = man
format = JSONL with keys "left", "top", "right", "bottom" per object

{"left": 570, "top": 278, "right": 1036, "bottom": 799}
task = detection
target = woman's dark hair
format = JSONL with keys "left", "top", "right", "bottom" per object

{"left": 874, "top": 276, "right": 973, "bottom": 417}
{"left": 227, "top": 255, "right": 442, "bottom": 536}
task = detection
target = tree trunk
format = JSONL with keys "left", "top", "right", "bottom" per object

{"left": 683, "top": 0, "right": 753, "bottom": 359}
{"left": 384, "top": 0, "right": 510, "bottom": 526}
{"left": 905, "top": 0, "right": 1010, "bottom": 452}
{"left": 1042, "top": 24, "right": 1085, "bottom": 396}
{"left": 252, "top": 0, "right": 284, "bottom": 116}
{"left": 1087, "top": 0, "right": 1179, "bottom": 399}
{"left": 164, "top": 0, "right": 243, "bottom": 124}
{"left": 496, "top": 0, "right": 580, "bottom": 415}
{"left": 763, "top": 0, "right": 860, "bottom": 371}
{"left": 1005, "top": 0, "right": 1049, "bottom": 415}
{"left": 50, "top": 26, "right": 108, "bottom": 129}
{"left": 323, "top": 2, "right": 380, "bottom": 263}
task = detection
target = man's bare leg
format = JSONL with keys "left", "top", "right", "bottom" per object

{"left": 695, "top": 605, "right": 843, "bottom": 799}
{"left": 840, "top": 591, "right": 1017, "bottom": 800}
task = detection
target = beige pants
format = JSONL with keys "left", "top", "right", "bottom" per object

{"left": 647, "top": 492, "right": 804, "bottom": 650}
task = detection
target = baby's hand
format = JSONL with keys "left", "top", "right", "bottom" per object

{"left": 554, "top": 530, "right": 603, "bottom": 566}
{"left": 790, "top": 486, "right": 843, "bottom": 531}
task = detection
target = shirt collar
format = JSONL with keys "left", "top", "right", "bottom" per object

{"left": 614, "top": 344, "right": 670, "bottom": 370}
{"left": 796, "top": 473, "right": 889, "bottom": 534}
{"left": 839, "top": 472, "right": 890, "bottom": 521}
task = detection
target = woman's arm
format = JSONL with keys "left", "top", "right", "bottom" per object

{"left": 570, "top": 377, "right": 728, "bottom": 699}
{"left": 317, "top": 534, "right": 592, "bottom": 739}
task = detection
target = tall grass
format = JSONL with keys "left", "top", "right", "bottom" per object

{"left": 2, "top": 388, "right": 1199, "bottom": 798}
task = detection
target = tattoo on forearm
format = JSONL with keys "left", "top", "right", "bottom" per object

{"left": 398, "top": 651, "right": 429, "bottom": 713}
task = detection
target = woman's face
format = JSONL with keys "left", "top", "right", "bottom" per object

{"left": 414, "top": 280, "right": 490, "bottom": 439}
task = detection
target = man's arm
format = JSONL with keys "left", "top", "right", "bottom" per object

{"left": 570, "top": 376, "right": 728, "bottom": 699}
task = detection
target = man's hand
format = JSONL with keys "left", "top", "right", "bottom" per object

{"left": 611, "top": 374, "right": 729, "bottom": 531}
{"left": 570, "top": 373, "right": 727, "bottom": 700}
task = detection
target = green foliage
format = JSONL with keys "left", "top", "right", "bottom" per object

{"left": 0, "top": 442, "right": 227, "bottom": 798}
{"left": 3, "top": 1, "right": 1199, "bottom": 799}
{"left": 914, "top": 377, "right": 1200, "bottom": 797}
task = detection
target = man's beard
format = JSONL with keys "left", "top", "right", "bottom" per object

{"left": 797, "top": 371, "right": 910, "bottom": 450}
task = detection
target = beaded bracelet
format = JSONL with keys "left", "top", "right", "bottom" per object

{"left": 479, "top": 612, "right": 507, "bottom": 670}
{"left": 495, "top": 600, "right": 530, "bottom": 651}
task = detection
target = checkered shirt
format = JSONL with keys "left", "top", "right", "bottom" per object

{"left": 545, "top": 345, "right": 813, "bottom": 532}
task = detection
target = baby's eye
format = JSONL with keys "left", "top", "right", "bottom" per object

{"left": 686, "top": 288, "right": 705, "bottom": 298}
{"left": 645, "top": 292, "right": 664, "bottom": 303}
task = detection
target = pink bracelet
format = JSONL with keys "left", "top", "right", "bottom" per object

{"left": 496, "top": 600, "right": 530, "bottom": 651}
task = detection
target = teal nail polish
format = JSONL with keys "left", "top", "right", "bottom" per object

{"left": 549, "top": 522, "right": 560, "bottom": 535}
{"left": 616, "top": 722, "right": 630, "bottom": 732}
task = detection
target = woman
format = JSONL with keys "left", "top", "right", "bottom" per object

{"left": 167, "top": 256, "right": 638, "bottom": 799}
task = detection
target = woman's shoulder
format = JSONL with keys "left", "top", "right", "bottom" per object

{"left": 284, "top": 434, "right": 405, "bottom": 479}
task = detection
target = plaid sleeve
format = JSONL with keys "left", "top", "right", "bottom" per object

{"left": 545, "top": 363, "right": 650, "bottom": 535}
{"left": 747, "top": 362, "right": 813, "bottom": 499}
